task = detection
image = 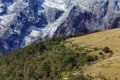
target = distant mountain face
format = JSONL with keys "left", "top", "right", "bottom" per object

{"left": 0, "top": 0, "right": 120, "bottom": 55}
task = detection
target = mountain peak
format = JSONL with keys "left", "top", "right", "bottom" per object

{"left": 0, "top": 0, "right": 120, "bottom": 55}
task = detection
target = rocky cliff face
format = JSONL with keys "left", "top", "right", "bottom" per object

{"left": 0, "top": 0, "right": 120, "bottom": 55}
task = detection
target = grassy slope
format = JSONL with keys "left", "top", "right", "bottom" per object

{"left": 67, "top": 28, "right": 120, "bottom": 80}
{"left": 0, "top": 28, "right": 119, "bottom": 80}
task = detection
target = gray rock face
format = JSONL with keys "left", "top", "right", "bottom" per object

{"left": 0, "top": 0, "right": 120, "bottom": 55}
{"left": 42, "top": 0, "right": 120, "bottom": 38}
{"left": 52, "top": 0, "right": 120, "bottom": 37}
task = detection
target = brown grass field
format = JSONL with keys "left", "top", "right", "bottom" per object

{"left": 67, "top": 28, "right": 120, "bottom": 80}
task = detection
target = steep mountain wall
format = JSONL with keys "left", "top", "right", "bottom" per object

{"left": 0, "top": 0, "right": 120, "bottom": 54}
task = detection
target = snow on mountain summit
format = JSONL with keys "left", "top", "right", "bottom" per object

{"left": 43, "top": 0, "right": 67, "bottom": 11}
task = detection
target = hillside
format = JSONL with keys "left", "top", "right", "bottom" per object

{"left": 67, "top": 28, "right": 120, "bottom": 80}
{"left": 0, "top": 35, "right": 104, "bottom": 80}
{"left": 0, "top": 28, "right": 119, "bottom": 80}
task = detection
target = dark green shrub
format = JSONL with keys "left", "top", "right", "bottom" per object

{"left": 102, "top": 47, "right": 112, "bottom": 53}
{"left": 35, "top": 42, "right": 46, "bottom": 52}
{"left": 86, "top": 55, "right": 95, "bottom": 62}
{"left": 62, "top": 56, "right": 76, "bottom": 70}
{"left": 94, "top": 47, "right": 99, "bottom": 51}
{"left": 27, "top": 50, "right": 35, "bottom": 54}
{"left": 99, "top": 52, "right": 103, "bottom": 55}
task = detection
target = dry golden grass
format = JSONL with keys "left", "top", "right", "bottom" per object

{"left": 67, "top": 28, "right": 120, "bottom": 80}
{"left": 68, "top": 28, "right": 120, "bottom": 52}
{"left": 83, "top": 55, "right": 120, "bottom": 80}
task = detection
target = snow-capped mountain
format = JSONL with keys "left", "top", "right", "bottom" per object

{"left": 0, "top": 0, "right": 120, "bottom": 55}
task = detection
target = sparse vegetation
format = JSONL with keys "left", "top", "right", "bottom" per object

{"left": 86, "top": 55, "right": 96, "bottom": 62}
{"left": 69, "top": 75, "right": 87, "bottom": 80}
{"left": 94, "top": 47, "right": 99, "bottom": 51}
{"left": 67, "top": 28, "right": 120, "bottom": 80}
{"left": 102, "top": 47, "right": 112, "bottom": 53}
{"left": 99, "top": 52, "right": 103, "bottom": 55}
